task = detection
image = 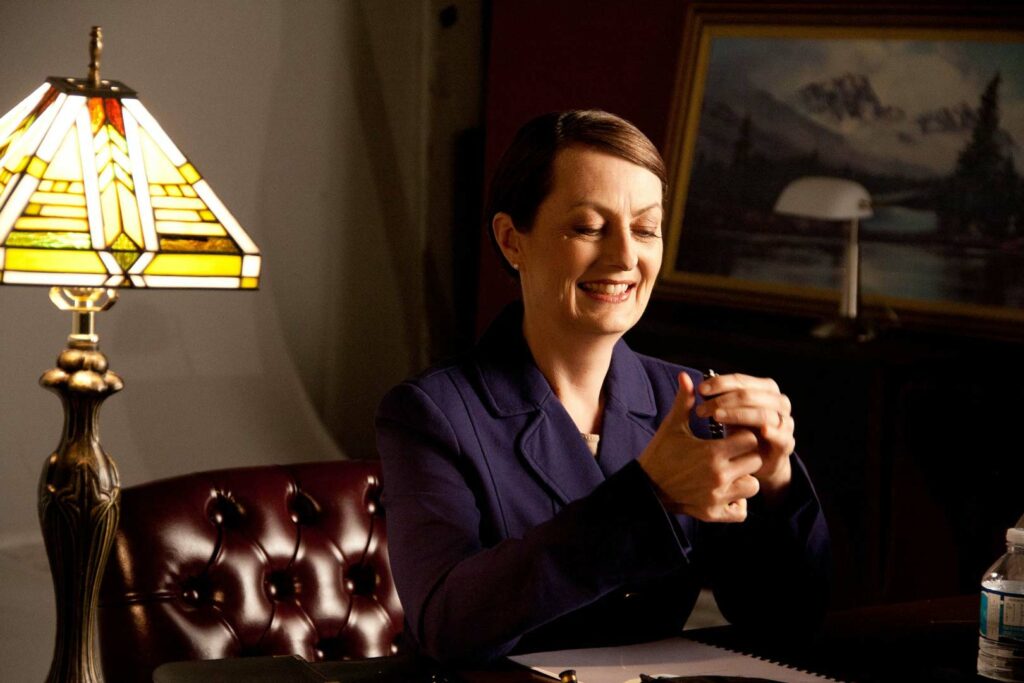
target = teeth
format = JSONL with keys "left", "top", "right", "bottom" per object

{"left": 580, "top": 282, "right": 630, "bottom": 295}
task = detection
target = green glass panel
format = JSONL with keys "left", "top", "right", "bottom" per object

{"left": 4, "top": 231, "right": 92, "bottom": 249}
{"left": 110, "top": 232, "right": 141, "bottom": 273}
{"left": 113, "top": 249, "right": 141, "bottom": 272}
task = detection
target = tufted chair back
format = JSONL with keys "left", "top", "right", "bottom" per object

{"left": 98, "top": 460, "right": 403, "bottom": 682}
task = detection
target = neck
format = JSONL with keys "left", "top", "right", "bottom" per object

{"left": 522, "top": 311, "right": 620, "bottom": 434}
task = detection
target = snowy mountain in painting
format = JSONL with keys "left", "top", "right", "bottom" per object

{"left": 797, "top": 72, "right": 905, "bottom": 125}
{"left": 696, "top": 70, "right": 1019, "bottom": 179}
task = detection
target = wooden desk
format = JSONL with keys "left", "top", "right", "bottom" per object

{"left": 689, "top": 594, "right": 983, "bottom": 682}
{"left": 155, "top": 595, "right": 986, "bottom": 682}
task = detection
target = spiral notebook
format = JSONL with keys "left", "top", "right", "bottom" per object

{"left": 509, "top": 636, "right": 839, "bottom": 683}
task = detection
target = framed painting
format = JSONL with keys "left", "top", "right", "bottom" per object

{"left": 660, "top": 2, "right": 1024, "bottom": 336}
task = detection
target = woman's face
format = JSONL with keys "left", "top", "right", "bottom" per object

{"left": 510, "top": 146, "right": 663, "bottom": 339}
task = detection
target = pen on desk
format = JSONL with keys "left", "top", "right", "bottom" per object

{"left": 702, "top": 369, "right": 725, "bottom": 439}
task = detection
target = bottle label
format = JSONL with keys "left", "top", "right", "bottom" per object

{"left": 980, "top": 588, "right": 1024, "bottom": 643}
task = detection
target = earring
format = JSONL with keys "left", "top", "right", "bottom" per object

{"left": 511, "top": 262, "right": 519, "bottom": 271}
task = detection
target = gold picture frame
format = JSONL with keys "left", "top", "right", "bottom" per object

{"left": 660, "top": 2, "right": 1024, "bottom": 337}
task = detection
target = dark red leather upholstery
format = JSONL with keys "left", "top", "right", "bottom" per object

{"left": 98, "top": 460, "right": 403, "bottom": 682}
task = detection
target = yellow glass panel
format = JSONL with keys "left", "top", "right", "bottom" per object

{"left": 26, "top": 157, "right": 47, "bottom": 178}
{"left": 13, "top": 216, "right": 89, "bottom": 231}
{"left": 149, "top": 184, "right": 166, "bottom": 196}
{"left": 241, "top": 277, "right": 258, "bottom": 289}
{"left": 179, "top": 162, "right": 200, "bottom": 184}
{"left": 145, "top": 253, "right": 241, "bottom": 276}
{"left": 45, "top": 125, "right": 83, "bottom": 181}
{"left": 117, "top": 182, "right": 144, "bottom": 246}
{"left": 114, "top": 165, "right": 134, "bottom": 191}
{"left": 154, "top": 209, "right": 200, "bottom": 222}
{"left": 150, "top": 196, "right": 206, "bottom": 210}
{"left": 97, "top": 164, "right": 114, "bottom": 192}
{"left": 53, "top": 181, "right": 68, "bottom": 192}
{"left": 166, "top": 185, "right": 182, "bottom": 197}
{"left": 25, "top": 204, "right": 41, "bottom": 216}
{"left": 39, "top": 180, "right": 53, "bottom": 191}
{"left": 139, "top": 129, "right": 185, "bottom": 184}
{"left": 30, "top": 192, "right": 86, "bottom": 206}
{"left": 199, "top": 209, "right": 215, "bottom": 221}
{"left": 5, "top": 247, "right": 105, "bottom": 273}
{"left": 39, "top": 205, "right": 87, "bottom": 219}
{"left": 154, "top": 220, "right": 224, "bottom": 236}
{"left": 100, "top": 185, "right": 122, "bottom": 246}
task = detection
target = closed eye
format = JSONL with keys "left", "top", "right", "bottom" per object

{"left": 632, "top": 227, "right": 661, "bottom": 239}
{"left": 572, "top": 225, "right": 603, "bottom": 237}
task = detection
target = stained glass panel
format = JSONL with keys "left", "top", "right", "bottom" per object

{"left": 0, "top": 87, "right": 259, "bottom": 287}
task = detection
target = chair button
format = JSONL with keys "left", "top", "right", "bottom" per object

{"left": 208, "top": 491, "right": 245, "bottom": 527}
{"left": 344, "top": 564, "right": 378, "bottom": 597}
{"left": 266, "top": 570, "right": 298, "bottom": 600}
{"left": 289, "top": 490, "right": 321, "bottom": 526}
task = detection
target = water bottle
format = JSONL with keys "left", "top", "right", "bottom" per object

{"left": 978, "top": 515, "right": 1024, "bottom": 681}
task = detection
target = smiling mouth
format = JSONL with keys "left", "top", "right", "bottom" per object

{"left": 578, "top": 281, "right": 636, "bottom": 301}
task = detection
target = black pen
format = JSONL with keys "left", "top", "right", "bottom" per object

{"left": 702, "top": 369, "right": 725, "bottom": 440}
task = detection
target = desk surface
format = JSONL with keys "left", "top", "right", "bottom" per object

{"left": 155, "top": 595, "right": 985, "bottom": 683}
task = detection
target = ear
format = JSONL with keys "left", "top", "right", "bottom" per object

{"left": 492, "top": 212, "right": 523, "bottom": 271}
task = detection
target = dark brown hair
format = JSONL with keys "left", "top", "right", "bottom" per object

{"left": 486, "top": 110, "right": 667, "bottom": 258}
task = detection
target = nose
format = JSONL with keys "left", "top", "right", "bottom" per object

{"left": 604, "top": 224, "right": 638, "bottom": 271}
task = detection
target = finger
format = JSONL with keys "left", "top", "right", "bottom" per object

{"left": 699, "top": 373, "right": 780, "bottom": 398}
{"left": 725, "top": 453, "right": 765, "bottom": 478}
{"left": 698, "top": 388, "right": 791, "bottom": 418}
{"left": 726, "top": 473, "right": 760, "bottom": 501}
{"left": 711, "top": 429, "right": 760, "bottom": 459}
{"left": 681, "top": 498, "right": 748, "bottom": 523}
{"left": 664, "top": 371, "right": 697, "bottom": 434}
{"left": 759, "top": 416, "right": 797, "bottom": 458}
{"left": 718, "top": 498, "right": 748, "bottom": 523}
{"left": 709, "top": 406, "right": 788, "bottom": 431}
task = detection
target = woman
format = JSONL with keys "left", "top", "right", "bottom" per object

{"left": 376, "top": 110, "right": 829, "bottom": 664}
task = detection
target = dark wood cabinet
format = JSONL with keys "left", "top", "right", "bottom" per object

{"left": 628, "top": 297, "right": 1024, "bottom": 609}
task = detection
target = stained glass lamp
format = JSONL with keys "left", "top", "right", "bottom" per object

{"left": 0, "top": 28, "right": 260, "bottom": 683}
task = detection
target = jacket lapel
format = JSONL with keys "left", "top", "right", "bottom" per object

{"left": 473, "top": 304, "right": 659, "bottom": 505}
{"left": 596, "top": 338, "right": 659, "bottom": 477}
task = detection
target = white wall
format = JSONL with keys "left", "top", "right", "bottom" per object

{"left": 0, "top": 0, "right": 470, "bottom": 677}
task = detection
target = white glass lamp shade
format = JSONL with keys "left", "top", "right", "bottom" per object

{"left": 774, "top": 176, "right": 873, "bottom": 221}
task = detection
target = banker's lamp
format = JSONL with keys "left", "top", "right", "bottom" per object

{"left": 774, "top": 176, "right": 873, "bottom": 341}
{"left": 0, "top": 28, "right": 260, "bottom": 682}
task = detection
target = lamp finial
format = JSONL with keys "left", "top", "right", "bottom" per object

{"left": 88, "top": 26, "right": 103, "bottom": 88}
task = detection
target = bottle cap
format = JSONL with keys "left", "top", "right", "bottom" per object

{"left": 1008, "top": 526, "right": 1024, "bottom": 545}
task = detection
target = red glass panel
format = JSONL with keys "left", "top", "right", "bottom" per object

{"left": 88, "top": 98, "right": 105, "bottom": 134}
{"left": 32, "top": 86, "right": 59, "bottom": 118}
{"left": 104, "top": 99, "right": 124, "bottom": 136}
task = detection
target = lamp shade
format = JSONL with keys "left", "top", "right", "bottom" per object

{"left": 0, "top": 76, "right": 260, "bottom": 289}
{"left": 773, "top": 176, "right": 872, "bottom": 221}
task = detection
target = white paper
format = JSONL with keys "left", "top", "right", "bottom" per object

{"left": 509, "top": 636, "right": 837, "bottom": 683}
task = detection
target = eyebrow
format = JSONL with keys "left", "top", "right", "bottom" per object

{"left": 568, "top": 200, "right": 663, "bottom": 215}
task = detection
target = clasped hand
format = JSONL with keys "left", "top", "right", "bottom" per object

{"left": 637, "top": 371, "right": 795, "bottom": 522}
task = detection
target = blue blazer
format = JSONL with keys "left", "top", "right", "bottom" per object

{"left": 376, "top": 304, "right": 829, "bottom": 663}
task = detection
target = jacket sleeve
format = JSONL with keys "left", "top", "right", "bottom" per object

{"left": 375, "top": 380, "right": 690, "bottom": 664}
{"left": 700, "top": 454, "right": 831, "bottom": 633}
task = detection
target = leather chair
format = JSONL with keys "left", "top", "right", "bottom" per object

{"left": 99, "top": 460, "right": 403, "bottom": 682}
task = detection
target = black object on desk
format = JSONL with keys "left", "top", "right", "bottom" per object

{"left": 154, "top": 653, "right": 453, "bottom": 683}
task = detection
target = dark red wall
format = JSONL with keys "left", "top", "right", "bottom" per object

{"left": 477, "top": 0, "right": 690, "bottom": 332}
